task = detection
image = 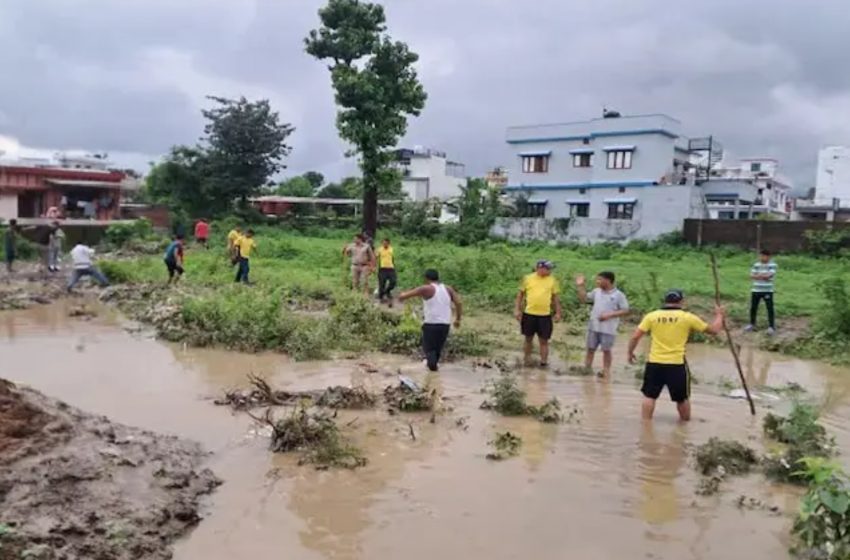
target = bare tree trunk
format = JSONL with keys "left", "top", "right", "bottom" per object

{"left": 362, "top": 175, "right": 378, "bottom": 239}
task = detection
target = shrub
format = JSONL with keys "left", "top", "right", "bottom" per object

{"left": 104, "top": 219, "right": 154, "bottom": 246}
{"left": 814, "top": 278, "right": 850, "bottom": 340}
{"left": 804, "top": 229, "right": 850, "bottom": 257}
{"left": 792, "top": 458, "right": 850, "bottom": 559}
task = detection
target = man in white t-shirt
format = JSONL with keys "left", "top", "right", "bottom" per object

{"left": 67, "top": 243, "right": 109, "bottom": 292}
{"left": 576, "top": 271, "right": 630, "bottom": 377}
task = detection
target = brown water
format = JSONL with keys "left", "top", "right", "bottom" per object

{"left": 3, "top": 301, "right": 850, "bottom": 560}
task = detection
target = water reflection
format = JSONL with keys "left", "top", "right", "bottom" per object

{"left": 635, "top": 422, "right": 687, "bottom": 525}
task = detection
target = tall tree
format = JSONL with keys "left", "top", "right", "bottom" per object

{"left": 145, "top": 96, "right": 295, "bottom": 217}
{"left": 202, "top": 96, "right": 295, "bottom": 207}
{"left": 303, "top": 171, "right": 325, "bottom": 191}
{"left": 276, "top": 176, "right": 316, "bottom": 197}
{"left": 305, "top": 0, "right": 426, "bottom": 237}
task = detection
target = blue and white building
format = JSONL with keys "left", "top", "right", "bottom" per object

{"left": 499, "top": 113, "right": 706, "bottom": 241}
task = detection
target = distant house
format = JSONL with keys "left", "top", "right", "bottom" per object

{"left": 499, "top": 112, "right": 702, "bottom": 241}
{"left": 393, "top": 147, "right": 466, "bottom": 202}
{"left": 0, "top": 156, "right": 138, "bottom": 222}
{"left": 702, "top": 158, "right": 793, "bottom": 220}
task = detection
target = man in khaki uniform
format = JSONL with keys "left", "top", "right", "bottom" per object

{"left": 342, "top": 234, "right": 375, "bottom": 295}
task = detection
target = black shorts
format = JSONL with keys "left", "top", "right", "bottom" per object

{"left": 521, "top": 313, "right": 553, "bottom": 340}
{"left": 164, "top": 259, "right": 184, "bottom": 278}
{"left": 641, "top": 362, "right": 689, "bottom": 403}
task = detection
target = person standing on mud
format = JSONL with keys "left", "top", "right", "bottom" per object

{"left": 47, "top": 221, "right": 65, "bottom": 273}
{"left": 745, "top": 249, "right": 777, "bottom": 335}
{"left": 194, "top": 218, "right": 209, "bottom": 249}
{"left": 342, "top": 234, "right": 375, "bottom": 295}
{"left": 627, "top": 290, "right": 724, "bottom": 421}
{"left": 399, "top": 269, "right": 462, "bottom": 372}
{"left": 376, "top": 238, "right": 397, "bottom": 306}
{"left": 4, "top": 219, "right": 18, "bottom": 275}
{"left": 576, "top": 271, "right": 629, "bottom": 377}
{"left": 164, "top": 234, "right": 185, "bottom": 285}
{"left": 234, "top": 229, "right": 257, "bottom": 284}
{"left": 515, "top": 260, "right": 562, "bottom": 367}
{"left": 67, "top": 243, "right": 110, "bottom": 292}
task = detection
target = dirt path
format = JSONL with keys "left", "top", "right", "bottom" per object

{"left": 0, "top": 379, "right": 220, "bottom": 560}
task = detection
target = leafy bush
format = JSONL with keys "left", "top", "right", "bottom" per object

{"left": 763, "top": 403, "right": 836, "bottom": 484}
{"left": 804, "top": 229, "right": 850, "bottom": 257}
{"left": 399, "top": 202, "right": 441, "bottom": 239}
{"left": 814, "top": 278, "right": 850, "bottom": 340}
{"left": 792, "top": 458, "right": 850, "bottom": 559}
{"left": 480, "top": 373, "right": 563, "bottom": 422}
{"left": 104, "top": 219, "right": 154, "bottom": 246}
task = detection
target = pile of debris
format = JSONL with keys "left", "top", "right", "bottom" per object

{"left": 0, "top": 379, "right": 220, "bottom": 559}
{"left": 479, "top": 372, "right": 566, "bottom": 423}
{"left": 215, "top": 374, "right": 377, "bottom": 411}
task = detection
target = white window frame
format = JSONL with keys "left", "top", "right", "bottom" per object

{"left": 569, "top": 202, "right": 590, "bottom": 218}
{"left": 522, "top": 155, "right": 549, "bottom": 173}
{"left": 606, "top": 150, "right": 633, "bottom": 169}
{"left": 572, "top": 153, "right": 593, "bottom": 168}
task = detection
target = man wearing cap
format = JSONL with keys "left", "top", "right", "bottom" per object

{"left": 627, "top": 290, "right": 724, "bottom": 421}
{"left": 515, "top": 260, "right": 563, "bottom": 367}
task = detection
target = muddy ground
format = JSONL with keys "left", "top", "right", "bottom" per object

{"left": 0, "top": 379, "right": 220, "bottom": 560}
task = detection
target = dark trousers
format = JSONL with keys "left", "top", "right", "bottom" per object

{"left": 750, "top": 291, "right": 775, "bottom": 328}
{"left": 422, "top": 323, "right": 451, "bottom": 372}
{"left": 378, "top": 268, "right": 397, "bottom": 299}
{"left": 234, "top": 257, "right": 250, "bottom": 283}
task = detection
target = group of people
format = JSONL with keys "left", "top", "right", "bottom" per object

{"left": 376, "top": 246, "right": 778, "bottom": 423}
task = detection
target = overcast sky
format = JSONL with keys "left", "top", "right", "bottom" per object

{"left": 1, "top": 0, "right": 849, "bottom": 189}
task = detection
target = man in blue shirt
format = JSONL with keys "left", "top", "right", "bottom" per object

{"left": 745, "top": 249, "right": 777, "bottom": 335}
{"left": 164, "top": 235, "right": 185, "bottom": 285}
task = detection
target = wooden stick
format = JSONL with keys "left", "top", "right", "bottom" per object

{"left": 709, "top": 253, "right": 756, "bottom": 415}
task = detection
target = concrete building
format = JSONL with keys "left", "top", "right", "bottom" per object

{"left": 394, "top": 147, "right": 466, "bottom": 202}
{"left": 484, "top": 166, "right": 508, "bottom": 191}
{"left": 0, "top": 159, "right": 134, "bottom": 221}
{"left": 815, "top": 146, "right": 850, "bottom": 202}
{"left": 703, "top": 158, "right": 793, "bottom": 220}
{"left": 501, "top": 113, "right": 702, "bottom": 241}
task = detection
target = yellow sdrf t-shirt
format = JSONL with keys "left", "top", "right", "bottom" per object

{"left": 227, "top": 229, "right": 242, "bottom": 247}
{"left": 237, "top": 237, "right": 257, "bottom": 259}
{"left": 377, "top": 246, "right": 394, "bottom": 268}
{"left": 637, "top": 309, "right": 708, "bottom": 365}
{"left": 521, "top": 273, "right": 560, "bottom": 316}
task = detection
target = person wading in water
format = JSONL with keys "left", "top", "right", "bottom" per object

{"left": 399, "top": 269, "right": 462, "bottom": 372}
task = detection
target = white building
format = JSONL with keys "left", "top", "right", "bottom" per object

{"left": 394, "top": 147, "right": 466, "bottom": 202}
{"left": 815, "top": 146, "right": 850, "bottom": 202}
{"left": 702, "top": 157, "right": 793, "bottom": 219}
{"left": 499, "top": 113, "right": 703, "bottom": 241}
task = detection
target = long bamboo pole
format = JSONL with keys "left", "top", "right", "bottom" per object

{"left": 709, "top": 253, "right": 756, "bottom": 415}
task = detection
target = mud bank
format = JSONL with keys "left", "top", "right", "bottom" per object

{"left": 0, "top": 379, "right": 220, "bottom": 560}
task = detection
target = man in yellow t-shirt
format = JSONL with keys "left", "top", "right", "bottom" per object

{"left": 227, "top": 226, "right": 243, "bottom": 262}
{"left": 376, "top": 238, "right": 397, "bottom": 306}
{"left": 234, "top": 229, "right": 258, "bottom": 284}
{"left": 514, "top": 260, "right": 563, "bottom": 367}
{"left": 627, "top": 289, "right": 724, "bottom": 421}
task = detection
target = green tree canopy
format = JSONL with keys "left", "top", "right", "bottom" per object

{"left": 276, "top": 176, "right": 316, "bottom": 197}
{"left": 146, "top": 96, "right": 294, "bottom": 217}
{"left": 306, "top": 0, "right": 426, "bottom": 237}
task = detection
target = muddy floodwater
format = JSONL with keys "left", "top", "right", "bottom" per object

{"left": 3, "top": 301, "right": 850, "bottom": 560}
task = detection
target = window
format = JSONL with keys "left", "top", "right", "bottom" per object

{"left": 525, "top": 203, "right": 547, "bottom": 218}
{"left": 607, "top": 202, "right": 634, "bottom": 220}
{"left": 718, "top": 211, "right": 734, "bottom": 220}
{"left": 582, "top": 138, "right": 590, "bottom": 145}
{"left": 618, "top": 186, "right": 626, "bottom": 193}
{"left": 607, "top": 150, "right": 633, "bottom": 169}
{"left": 750, "top": 162, "right": 762, "bottom": 172}
{"left": 569, "top": 203, "right": 589, "bottom": 218}
{"left": 522, "top": 155, "right": 549, "bottom": 173}
{"left": 579, "top": 188, "right": 587, "bottom": 194}
{"left": 572, "top": 153, "right": 592, "bottom": 168}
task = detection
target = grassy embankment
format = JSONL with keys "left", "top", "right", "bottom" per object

{"left": 95, "top": 223, "right": 850, "bottom": 364}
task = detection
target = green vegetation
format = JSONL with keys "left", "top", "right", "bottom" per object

{"left": 265, "top": 406, "right": 367, "bottom": 469}
{"left": 792, "top": 458, "right": 850, "bottom": 560}
{"left": 695, "top": 438, "right": 758, "bottom": 476}
{"left": 763, "top": 403, "right": 836, "bottom": 484}
{"left": 94, "top": 224, "right": 850, "bottom": 363}
{"left": 480, "top": 373, "right": 564, "bottom": 423}
{"left": 486, "top": 432, "right": 522, "bottom": 461}
{"left": 306, "top": 0, "right": 426, "bottom": 236}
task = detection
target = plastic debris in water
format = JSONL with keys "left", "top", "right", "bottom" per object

{"left": 398, "top": 375, "right": 420, "bottom": 392}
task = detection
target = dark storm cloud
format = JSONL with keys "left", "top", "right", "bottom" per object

{"left": 1, "top": 0, "right": 848, "bottom": 187}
